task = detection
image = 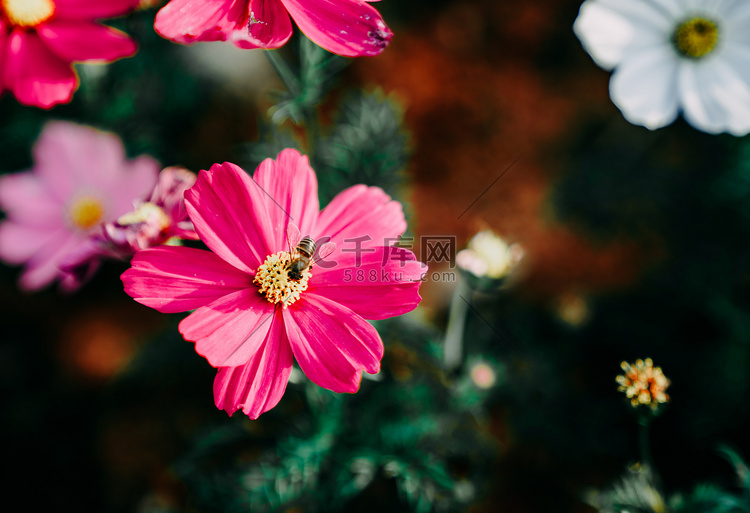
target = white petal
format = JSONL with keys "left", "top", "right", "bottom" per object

{"left": 574, "top": 0, "right": 673, "bottom": 70}
{"left": 723, "top": 0, "right": 750, "bottom": 19}
{"left": 723, "top": 1, "right": 750, "bottom": 47}
{"left": 678, "top": 55, "right": 750, "bottom": 135}
{"left": 574, "top": 2, "right": 635, "bottom": 69}
{"left": 678, "top": 0, "right": 710, "bottom": 11}
{"left": 681, "top": 0, "right": 737, "bottom": 16}
{"left": 650, "top": 0, "right": 688, "bottom": 19}
{"left": 721, "top": 43, "right": 750, "bottom": 85}
{"left": 610, "top": 47, "right": 681, "bottom": 129}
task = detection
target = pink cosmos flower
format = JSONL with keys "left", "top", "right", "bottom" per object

{"left": 61, "top": 166, "right": 199, "bottom": 283}
{"left": 0, "top": 0, "right": 138, "bottom": 108}
{"left": 75, "top": 166, "right": 198, "bottom": 257}
{"left": 0, "top": 121, "right": 159, "bottom": 291}
{"left": 108, "top": 166, "right": 198, "bottom": 251}
{"left": 122, "top": 149, "right": 425, "bottom": 418}
{"left": 154, "top": 0, "right": 393, "bottom": 57}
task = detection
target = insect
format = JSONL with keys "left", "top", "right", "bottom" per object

{"left": 285, "top": 224, "right": 336, "bottom": 281}
{"left": 247, "top": 11, "right": 265, "bottom": 29}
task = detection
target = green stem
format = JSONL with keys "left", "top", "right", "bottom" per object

{"left": 638, "top": 416, "right": 654, "bottom": 470}
{"left": 444, "top": 279, "right": 471, "bottom": 371}
{"left": 264, "top": 49, "right": 320, "bottom": 156}
{"left": 304, "top": 107, "right": 320, "bottom": 159}
{"left": 264, "top": 49, "right": 300, "bottom": 96}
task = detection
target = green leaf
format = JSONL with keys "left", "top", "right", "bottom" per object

{"left": 315, "top": 88, "right": 410, "bottom": 202}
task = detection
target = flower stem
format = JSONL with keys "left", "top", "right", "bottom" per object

{"left": 304, "top": 108, "right": 321, "bottom": 159}
{"left": 444, "top": 279, "right": 471, "bottom": 371}
{"left": 638, "top": 416, "right": 654, "bottom": 470}
{"left": 264, "top": 49, "right": 300, "bottom": 96}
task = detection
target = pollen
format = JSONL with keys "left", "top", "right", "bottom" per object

{"left": 118, "top": 202, "right": 170, "bottom": 232}
{"left": 254, "top": 251, "right": 311, "bottom": 307}
{"left": 1, "top": 0, "right": 56, "bottom": 28}
{"left": 69, "top": 195, "right": 105, "bottom": 231}
{"left": 673, "top": 17, "right": 719, "bottom": 59}
{"left": 616, "top": 358, "right": 670, "bottom": 410}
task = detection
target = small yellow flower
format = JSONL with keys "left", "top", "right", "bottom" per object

{"left": 616, "top": 358, "right": 670, "bottom": 409}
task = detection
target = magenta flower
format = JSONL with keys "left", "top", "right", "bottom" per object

{"left": 154, "top": 0, "right": 392, "bottom": 57}
{"left": 0, "top": 121, "right": 159, "bottom": 291}
{"left": 0, "top": 0, "right": 138, "bottom": 108}
{"left": 122, "top": 149, "right": 425, "bottom": 418}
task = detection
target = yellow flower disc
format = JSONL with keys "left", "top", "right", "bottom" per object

{"left": 2, "top": 0, "right": 55, "bottom": 28}
{"left": 69, "top": 195, "right": 105, "bottom": 231}
{"left": 254, "top": 251, "right": 311, "bottom": 307}
{"left": 673, "top": 17, "right": 719, "bottom": 59}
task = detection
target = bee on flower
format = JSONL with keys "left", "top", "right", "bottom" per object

{"left": 122, "top": 149, "right": 426, "bottom": 419}
{"left": 616, "top": 358, "right": 670, "bottom": 410}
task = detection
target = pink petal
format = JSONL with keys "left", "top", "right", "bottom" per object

{"left": 155, "top": 0, "right": 292, "bottom": 49}
{"left": 252, "top": 149, "right": 319, "bottom": 251}
{"left": 0, "top": 172, "right": 61, "bottom": 228}
{"left": 33, "top": 121, "right": 127, "bottom": 201}
{"left": 154, "top": 0, "right": 246, "bottom": 44}
{"left": 18, "top": 230, "right": 85, "bottom": 291}
{"left": 58, "top": 240, "right": 103, "bottom": 293}
{"left": 214, "top": 309, "right": 293, "bottom": 418}
{"left": 3, "top": 30, "right": 77, "bottom": 109}
{"left": 283, "top": 294, "right": 383, "bottom": 393}
{"left": 314, "top": 184, "right": 406, "bottom": 260}
{"left": 36, "top": 19, "right": 137, "bottom": 63}
{"left": 309, "top": 246, "right": 425, "bottom": 320}
{"left": 184, "top": 162, "right": 276, "bottom": 274}
{"left": 122, "top": 245, "right": 252, "bottom": 313}
{"left": 179, "top": 287, "right": 276, "bottom": 367}
{"left": 149, "top": 167, "right": 197, "bottom": 223}
{"left": 52, "top": 0, "right": 138, "bottom": 20}
{"left": 279, "top": 0, "right": 392, "bottom": 57}
{"left": 105, "top": 155, "right": 161, "bottom": 219}
{"left": 0, "top": 21, "right": 6, "bottom": 90}
{"left": 169, "top": 223, "right": 201, "bottom": 240}
{"left": 59, "top": 234, "right": 110, "bottom": 271}
{"left": 231, "top": 0, "right": 293, "bottom": 50}
{"left": 0, "top": 222, "right": 62, "bottom": 265}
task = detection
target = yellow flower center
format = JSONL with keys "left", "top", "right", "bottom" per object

{"left": 117, "top": 202, "right": 171, "bottom": 232}
{"left": 253, "top": 251, "right": 311, "bottom": 307}
{"left": 69, "top": 195, "right": 105, "bottom": 231}
{"left": 673, "top": 17, "right": 719, "bottom": 59}
{"left": 1, "top": 0, "right": 55, "bottom": 28}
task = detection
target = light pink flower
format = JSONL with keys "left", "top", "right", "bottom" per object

{"left": 108, "top": 166, "right": 198, "bottom": 249}
{"left": 0, "top": 121, "right": 159, "bottom": 291}
{"left": 100, "top": 166, "right": 199, "bottom": 253}
{"left": 0, "top": 0, "right": 138, "bottom": 108}
{"left": 154, "top": 0, "right": 392, "bottom": 57}
{"left": 61, "top": 166, "right": 199, "bottom": 281}
{"left": 122, "top": 149, "right": 425, "bottom": 418}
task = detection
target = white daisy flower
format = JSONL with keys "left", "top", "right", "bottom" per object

{"left": 574, "top": 0, "right": 750, "bottom": 135}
